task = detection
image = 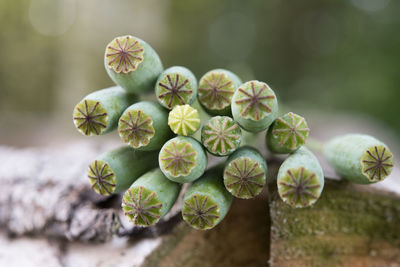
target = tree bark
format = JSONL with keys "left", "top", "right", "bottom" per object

{"left": 0, "top": 143, "right": 182, "bottom": 243}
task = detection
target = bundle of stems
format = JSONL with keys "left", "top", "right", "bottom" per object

{"left": 72, "top": 35, "right": 394, "bottom": 230}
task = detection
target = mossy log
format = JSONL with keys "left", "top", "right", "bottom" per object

{"left": 269, "top": 177, "right": 400, "bottom": 266}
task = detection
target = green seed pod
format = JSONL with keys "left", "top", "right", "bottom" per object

{"left": 155, "top": 66, "right": 197, "bottom": 109}
{"left": 277, "top": 147, "right": 324, "bottom": 208}
{"left": 323, "top": 134, "right": 394, "bottom": 184}
{"left": 118, "top": 101, "right": 172, "bottom": 151}
{"left": 223, "top": 146, "right": 267, "bottom": 199}
{"left": 182, "top": 167, "right": 233, "bottom": 230}
{"left": 73, "top": 86, "right": 137, "bottom": 136}
{"left": 231, "top": 80, "right": 278, "bottom": 133}
{"left": 159, "top": 136, "right": 208, "bottom": 183}
{"left": 168, "top": 105, "right": 201, "bottom": 136}
{"left": 88, "top": 146, "right": 158, "bottom": 196}
{"left": 197, "top": 69, "right": 242, "bottom": 116}
{"left": 266, "top": 112, "right": 310, "bottom": 154}
{"left": 104, "top": 35, "right": 163, "bottom": 94}
{"left": 122, "top": 168, "right": 181, "bottom": 227}
{"left": 201, "top": 116, "right": 242, "bottom": 156}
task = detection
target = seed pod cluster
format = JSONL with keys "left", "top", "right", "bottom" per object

{"left": 72, "top": 35, "right": 394, "bottom": 230}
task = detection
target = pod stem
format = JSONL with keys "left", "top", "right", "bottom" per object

{"left": 201, "top": 116, "right": 242, "bottom": 156}
{"left": 223, "top": 146, "right": 267, "bottom": 199}
{"left": 305, "top": 137, "right": 324, "bottom": 153}
{"left": 241, "top": 130, "right": 262, "bottom": 147}
{"left": 277, "top": 147, "right": 324, "bottom": 208}
{"left": 168, "top": 104, "right": 201, "bottom": 136}
{"left": 122, "top": 169, "right": 181, "bottom": 227}
{"left": 182, "top": 166, "right": 233, "bottom": 230}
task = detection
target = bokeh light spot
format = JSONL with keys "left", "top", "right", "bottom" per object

{"left": 351, "top": 0, "right": 391, "bottom": 13}
{"left": 29, "top": 0, "right": 77, "bottom": 36}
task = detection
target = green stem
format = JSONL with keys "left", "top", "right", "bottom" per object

{"left": 240, "top": 129, "right": 260, "bottom": 147}
{"left": 277, "top": 147, "right": 324, "bottom": 208}
{"left": 191, "top": 99, "right": 212, "bottom": 142}
{"left": 201, "top": 116, "right": 242, "bottom": 156}
{"left": 104, "top": 35, "right": 163, "bottom": 94}
{"left": 168, "top": 104, "right": 201, "bottom": 136}
{"left": 73, "top": 86, "right": 137, "bottom": 136}
{"left": 182, "top": 166, "right": 233, "bottom": 230}
{"left": 266, "top": 112, "right": 310, "bottom": 154}
{"left": 197, "top": 68, "right": 242, "bottom": 116}
{"left": 122, "top": 168, "right": 181, "bottom": 227}
{"left": 223, "top": 146, "right": 267, "bottom": 199}
{"left": 305, "top": 137, "right": 324, "bottom": 153}
{"left": 155, "top": 66, "right": 197, "bottom": 109}
{"left": 323, "top": 134, "right": 394, "bottom": 184}
{"left": 88, "top": 146, "right": 159, "bottom": 195}
{"left": 118, "top": 101, "right": 172, "bottom": 151}
{"left": 231, "top": 80, "right": 278, "bottom": 133}
{"left": 159, "top": 136, "right": 208, "bottom": 183}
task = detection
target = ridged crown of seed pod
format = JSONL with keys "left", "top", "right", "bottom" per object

{"left": 155, "top": 66, "right": 197, "bottom": 109}
{"left": 233, "top": 80, "right": 277, "bottom": 121}
{"left": 168, "top": 105, "right": 201, "bottom": 136}
{"left": 267, "top": 112, "right": 310, "bottom": 154}
{"left": 104, "top": 35, "right": 163, "bottom": 94}
{"left": 201, "top": 116, "right": 242, "bottom": 156}
{"left": 197, "top": 69, "right": 242, "bottom": 115}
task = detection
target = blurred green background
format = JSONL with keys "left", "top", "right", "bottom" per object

{"left": 0, "top": 0, "right": 399, "bottom": 146}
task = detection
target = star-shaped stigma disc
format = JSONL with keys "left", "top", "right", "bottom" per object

{"left": 122, "top": 186, "right": 163, "bottom": 226}
{"left": 278, "top": 167, "right": 322, "bottom": 208}
{"left": 271, "top": 112, "right": 310, "bottom": 151}
{"left": 157, "top": 73, "right": 193, "bottom": 109}
{"left": 198, "top": 71, "right": 235, "bottom": 110}
{"left": 88, "top": 160, "right": 116, "bottom": 195}
{"left": 73, "top": 99, "right": 108, "bottom": 136}
{"left": 234, "top": 81, "right": 276, "bottom": 121}
{"left": 202, "top": 116, "right": 241, "bottom": 156}
{"left": 182, "top": 194, "right": 220, "bottom": 230}
{"left": 160, "top": 141, "right": 197, "bottom": 177}
{"left": 118, "top": 109, "right": 155, "bottom": 148}
{"left": 168, "top": 105, "right": 201, "bottom": 136}
{"left": 361, "top": 145, "right": 393, "bottom": 182}
{"left": 105, "top": 35, "right": 144, "bottom": 74}
{"left": 224, "top": 157, "right": 266, "bottom": 198}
